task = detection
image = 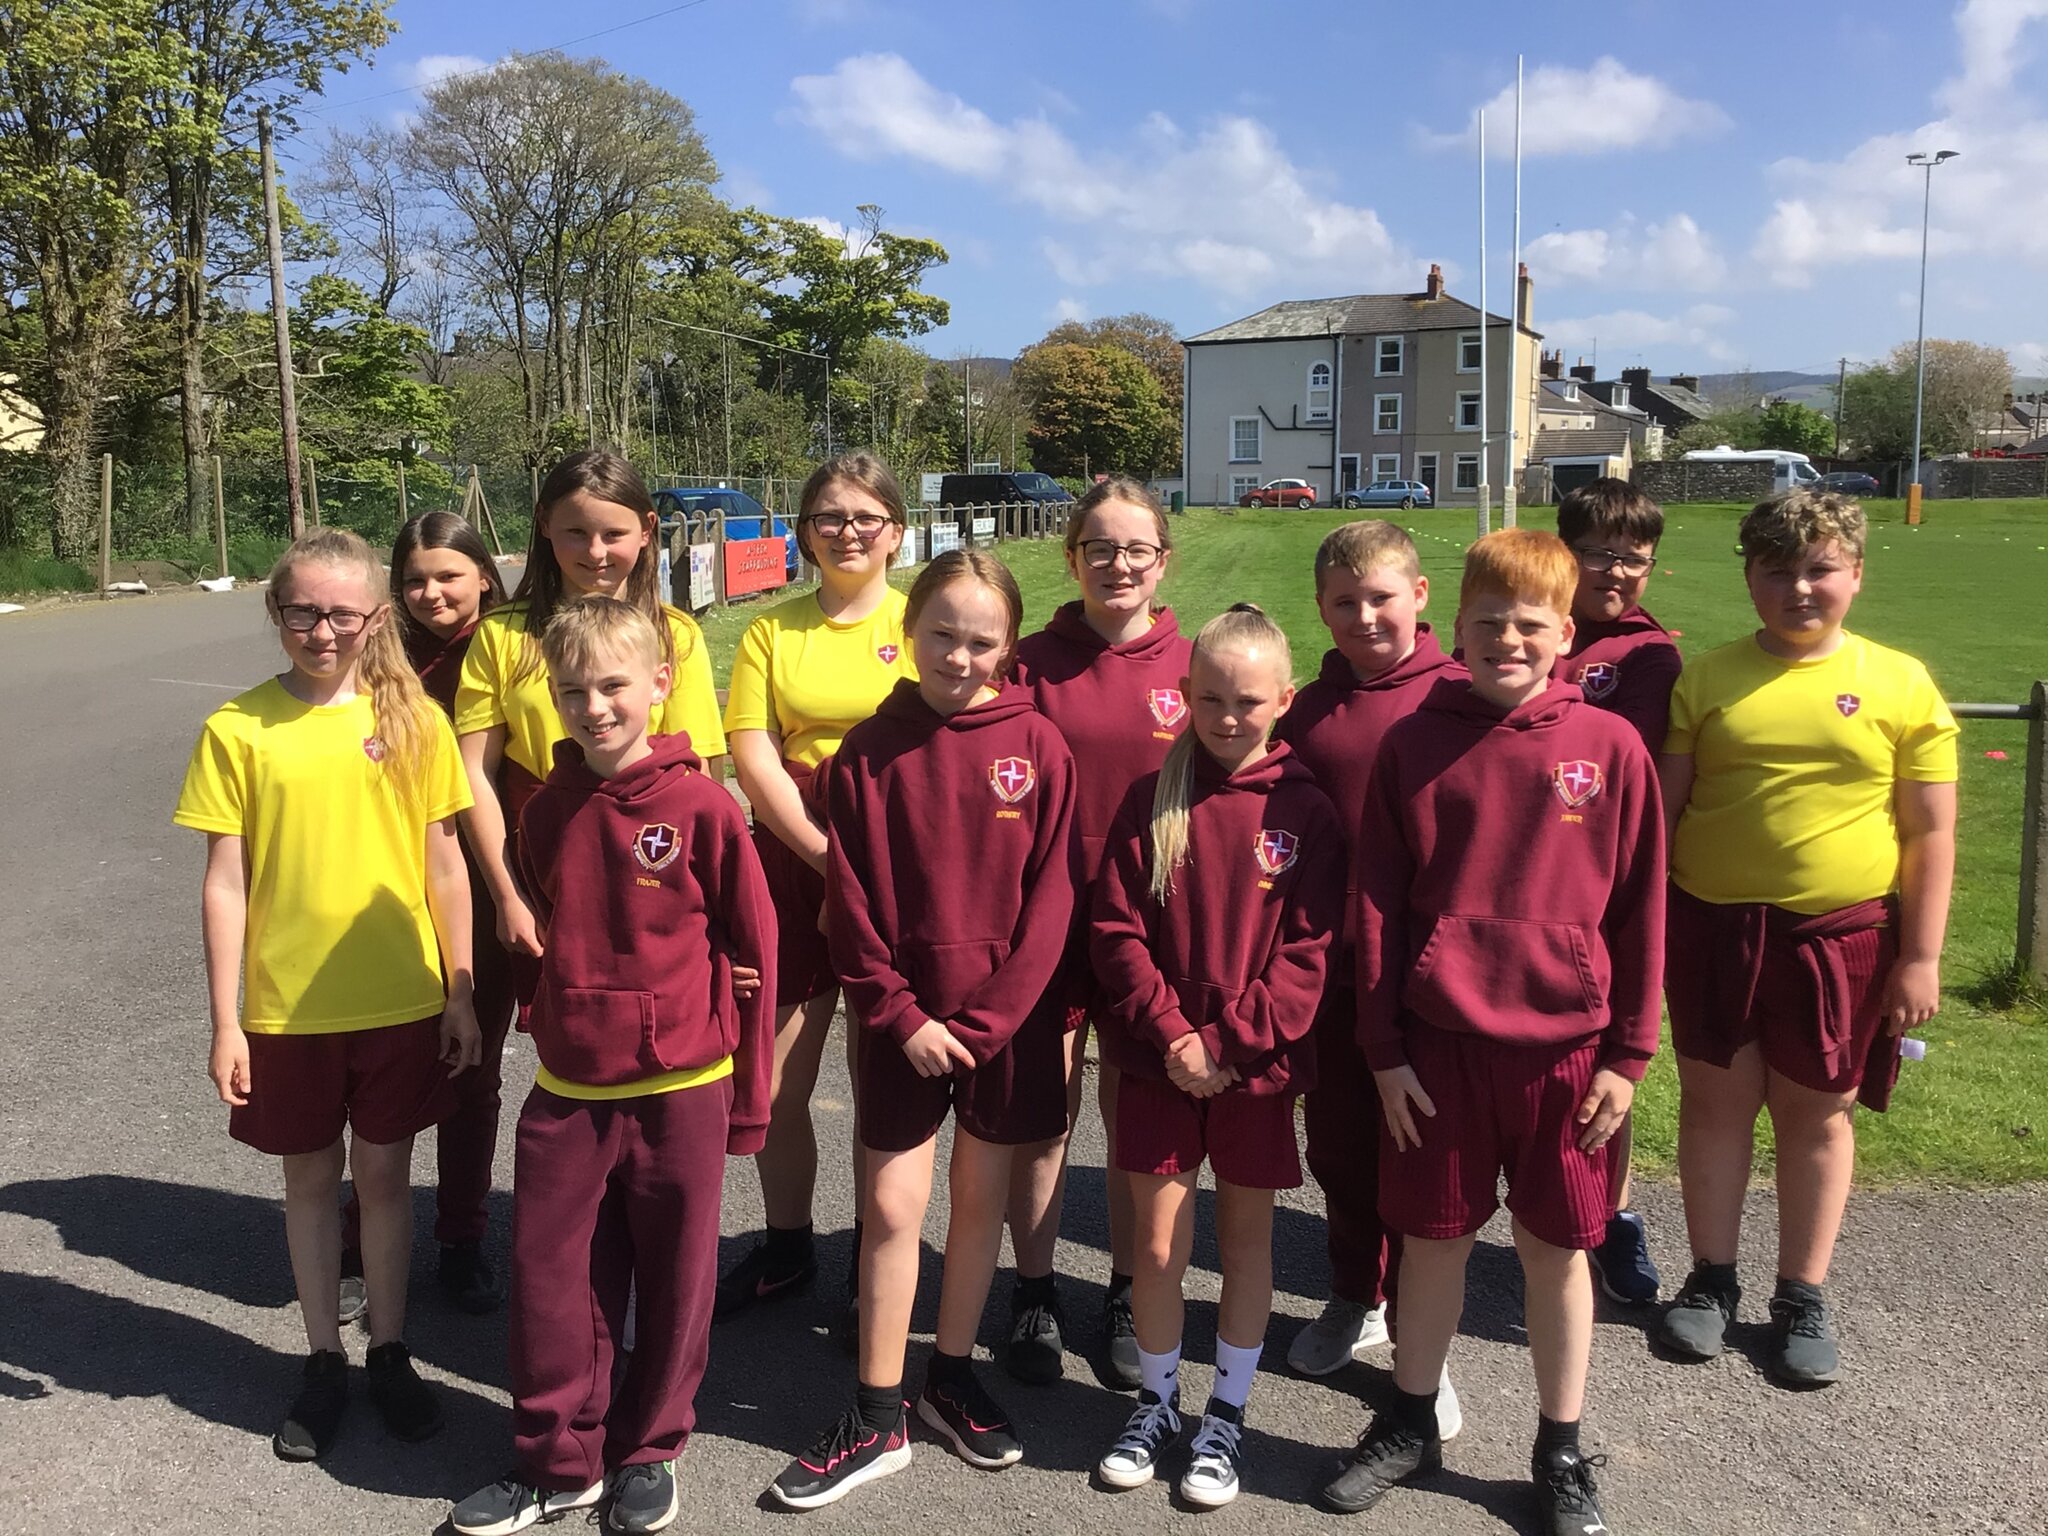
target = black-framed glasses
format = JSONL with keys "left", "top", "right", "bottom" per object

{"left": 1077, "top": 538, "right": 1164, "bottom": 572}
{"left": 803, "top": 511, "right": 895, "bottom": 539}
{"left": 277, "top": 603, "right": 377, "bottom": 635}
{"left": 1572, "top": 545, "right": 1655, "bottom": 578}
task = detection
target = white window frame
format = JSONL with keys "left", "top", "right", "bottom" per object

{"left": 1456, "top": 391, "right": 1482, "bottom": 431}
{"left": 1458, "top": 332, "right": 1482, "bottom": 372}
{"left": 1376, "top": 335, "right": 1404, "bottom": 376}
{"left": 1372, "top": 453, "right": 1401, "bottom": 482}
{"left": 1561, "top": 382, "right": 1579, "bottom": 402}
{"left": 1306, "top": 362, "right": 1332, "bottom": 423}
{"left": 1229, "top": 473, "right": 1260, "bottom": 502}
{"left": 1453, "top": 452, "right": 1481, "bottom": 491}
{"left": 1229, "top": 415, "right": 1261, "bottom": 463}
{"left": 1374, "top": 393, "right": 1401, "bottom": 434}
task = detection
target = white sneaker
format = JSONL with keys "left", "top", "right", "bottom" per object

{"left": 1286, "top": 1297, "right": 1390, "bottom": 1377}
{"left": 1096, "top": 1390, "right": 1181, "bottom": 1489}
{"left": 1435, "top": 1364, "right": 1463, "bottom": 1443}
{"left": 1178, "top": 1403, "right": 1244, "bottom": 1508}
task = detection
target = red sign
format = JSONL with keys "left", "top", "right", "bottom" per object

{"left": 722, "top": 536, "right": 787, "bottom": 598}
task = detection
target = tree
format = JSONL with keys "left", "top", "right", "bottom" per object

{"left": 1041, "top": 312, "right": 1183, "bottom": 465}
{"left": 1013, "top": 342, "right": 1175, "bottom": 479}
{"left": 1841, "top": 340, "right": 2012, "bottom": 459}
{"left": 1754, "top": 400, "right": 1835, "bottom": 458}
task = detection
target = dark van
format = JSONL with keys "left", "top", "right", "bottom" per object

{"left": 937, "top": 471, "right": 1074, "bottom": 507}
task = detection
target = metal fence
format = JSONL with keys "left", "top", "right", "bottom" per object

{"left": 1957, "top": 686, "right": 2048, "bottom": 981}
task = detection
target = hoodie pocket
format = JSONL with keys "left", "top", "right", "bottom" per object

{"left": 1406, "top": 915, "right": 1603, "bottom": 1039}
{"left": 539, "top": 987, "right": 663, "bottom": 1087}
{"left": 912, "top": 939, "right": 1012, "bottom": 1020}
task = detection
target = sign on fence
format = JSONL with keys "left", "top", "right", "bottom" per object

{"left": 971, "top": 515, "right": 996, "bottom": 543}
{"left": 928, "top": 521, "right": 962, "bottom": 557}
{"left": 723, "top": 536, "right": 787, "bottom": 598}
{"left": 900, "top": 524, "right": 923, "bottom": 564}
{"left": 687, "top": 543, "right": 716, "bottom": 610}
{"left": 920, "top": 472, "right": 945, "bottom": 507}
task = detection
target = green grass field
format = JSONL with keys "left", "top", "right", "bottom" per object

{"left": 726, "top": 498, "right": 2048, "bottom": 1185}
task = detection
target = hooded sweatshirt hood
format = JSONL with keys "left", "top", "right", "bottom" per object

{"left": 1418, "top": 675, "right": 1585, "bottom": 731}
{"left": 1041, "top": 600, "right": 1186, "bottom": 663}
{"left": 874, "top": 675, "right": 1040, "bottom": 733}
{"left": 548, "top": 731, "right": 705, "bottom": 802}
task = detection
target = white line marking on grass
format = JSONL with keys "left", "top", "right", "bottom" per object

{"left": 151, "top": 678, "right": 241, "bottom": 690}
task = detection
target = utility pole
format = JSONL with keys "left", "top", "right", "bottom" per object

{"left": 259, "top": 108, "right": 305, "bottom": 537}
{"left": 963, "top": 360, "right": 973, "bottom": 472}
{"left": 1504, "top": 57, "right": 1523, "bottom": 529}
{"left": 1476, "top": 109, "right": 1490, "bottom": 536}
{"left": 1833, "top": 356, "right": 1847, "bottom": 458}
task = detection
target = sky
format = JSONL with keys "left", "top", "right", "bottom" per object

{"left": 290, "top": 0, "right": 2048, "bottom": 378}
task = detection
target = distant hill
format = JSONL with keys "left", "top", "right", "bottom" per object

{"left": 939, "top": 356, "right": 1014, "bottom": 380}
{"left": 1693, "top": 371, "right": 1834, "bottom": 407}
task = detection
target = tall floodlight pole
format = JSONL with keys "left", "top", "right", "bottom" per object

{"left": 1477, "top": 109, "right": 1490, "bottom": 536}
{"left": 258, "top": 108, "right": 305, "bottom": 537}
{"left": 1905, "top": 149, "right": 1958, "bottom": 524}
{"left": 1504, "top": 57, "right": 1524, "bottom": 528}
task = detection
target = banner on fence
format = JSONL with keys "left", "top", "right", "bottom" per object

{"left": 687, "top": 543, "right": 716, "bottom": 609}
{"left": 928, "top": 522, "right": 962, "bottom": 557}
{"left": 920, "top": 472, "right": 945, "bottom": 507}
{"left": 723, "top": 536, "right": 787, "bottom": 598}
{"left": 900, "top": 524, "right": 923, "bottom": 564}
{"left": 971, "top": 516, "right": 996, "bottom": 542}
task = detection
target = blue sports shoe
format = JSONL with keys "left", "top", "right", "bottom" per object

{"left": 1590, "top": 1209, "right": 1660, "bottom": 1304}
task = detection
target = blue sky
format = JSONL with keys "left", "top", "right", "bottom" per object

{"left": 294, "top": 0, "right": 2048, "bottom": 377}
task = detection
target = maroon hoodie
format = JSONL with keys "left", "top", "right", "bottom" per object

{"left": 1355, "top": 678, "right": 1665, "bottom": 1080}
{"left": 1091, "top": 742, "right": 1345, "bottom": 1096}
{"left": 517, "top": 733, "right": 778, "bottom": 1153}
{"left": 825, "top": 679, "right": 1078, "bottom": 1064}
{"left": 1565, "top": 606, "right": 1682, "bottom": 751}
{"left": 405, "top": 618, "right": 480, "bottom": 717}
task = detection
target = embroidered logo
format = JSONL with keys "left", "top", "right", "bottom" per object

{"left": 1576, "top": 660, "right": 1619, "bottom": 700}
{"left": 633, "top": 822, "right": 681, "bottom": 872}
{"left": 362, "top": 736, "right": 387, "bottom": 763}
{"left": 876, "top": 643, "right": 900, "bottom": 664}
{"left": 1253, "top": 828, "right": 1300, "bottom": 876}
{"left": 989, "top": 756, "right": 1037, "bottom": 804}
{"left": 1552, "top": 760, "right": 1604, "bottom": 809}
{"left": 1146, "top": 688, "right": 1188, "bottom": 730}
{"left": 1836, "top": 693, "right": 1861, "bottom": 717}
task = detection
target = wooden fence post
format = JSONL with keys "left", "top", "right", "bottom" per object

{"left": 306, "top": 456, "right": 321, "bottom": 527}
{"left": 2020, "top": 680, "right": 2048, "bottom": 981}
{"left": 396, "top": 461, "right": 408, "bottom": 522}
{"left": 98, "top": 453, "right": 113, "bottom": 596}
{"left": 212, "top": 455, "right": 229, "bottom": 578}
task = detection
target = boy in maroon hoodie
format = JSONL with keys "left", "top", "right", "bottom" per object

{"left": 1275, "top": 522, "right": 1461, "bottom": 1415}
{"left": 1322, "top": 530, "right": 1664, "bottom": 1536}
{"left": 450, "top": 598, "right": 776, "bottom": 1536}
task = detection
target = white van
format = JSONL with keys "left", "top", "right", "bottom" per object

{"left": 1681, "top": 446, "right": 1822, "bottom": 493}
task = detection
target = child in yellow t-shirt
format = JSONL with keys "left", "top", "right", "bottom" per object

{"left": 1656, "top": 490, "right": 1957, "bottom": 1387}
{"left": 174, "top": 530, "right": 479, "bottom": 1462}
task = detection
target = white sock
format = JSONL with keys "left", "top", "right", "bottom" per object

{"left": 1210, "top": 1338, "right": 1263, "bottom": 1411}
{"left": 1139, "top": 1343, "right": 1181, "bottom": 1403}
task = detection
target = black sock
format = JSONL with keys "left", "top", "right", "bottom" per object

{"left": 926, "top": 1349, "right": 972, "bottom": 1388}
{"left": 1392, "top": 1387, "right": 1438, "bottom": 1438}
{"left": 855, "top": 1381, "right": 901, "bottom": 1432}
{"left": 1535, "top": 1414, "right": 1580, "bottom": 1458}
{"left": 1015, "top": 1272, "right": 1057, "bottom": 1307}
{"left": 1107, "top": 1270, "right": 1133, "bottom": 1299}
{"left": 764, "top": 1223, "right": 813, "bottom": 1265}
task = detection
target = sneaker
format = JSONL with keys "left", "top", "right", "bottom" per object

{"left": 273, "top": 1348, "right": 348, "bottom": 1462}
{"left": 1319, "top": 1409, "right": 1442, "bottom": 1515}
{"left": 439, "top": 1242, "right": 506, "bottom": 1316}
{"left": 338, "top": 1249, "right": 368, "bottom": 1328}
{"left": 1658, "top": 1264, "right": 1741, "bottom": 1361}
{"left": 450, "top": 1474, "right": 604, "bottom": 1536}
{"left": 769, "top": 1404, "right": 912, "bottom": 1510}
{"left": 1533, "top": 1445, "right": 1611, "bottom": 1536}
{"left": 1100, "top": 1286, "right": 1142, "bottom": 1391}
{"left": 713, "top": 1241, "right": 817, "bottom": 1322}
{"left": 917, "top": 1369, "right": 1024, "bottom": 1468}
{"left": 1590, "top": 1210, "right": 1662, "bottom": 1305}
{"left": 608, "top": 1460, "right": 679, "bottom": 1533}
{"left": 1096, "top": 1389, "right": 1181, "bottom": 1489}
{"left": 1179, "top": 1400, "right": 1244, "bottom": 1508}
{"left": 1005, "top": 1287, "right": 1066, "bottom": 1385}
{"left": 1287, "top": 1296, "right": 1390, "bottom": 1377}
{"left": 365, "top": 1341, "right": 443, "bottom": 1441}
{"left": 1435, "top": 1365, "right": 1463, "bottom": 1443}
{"left": 1768, "top": 1282, "right": 1841, "bottom": 1386}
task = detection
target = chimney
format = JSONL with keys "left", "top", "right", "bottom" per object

{"left": 1670, "top": 374, "right": 1700, "bottom": 392}
{"left": 1425, "top": 263, "right": 1444, "bottom": 301}
{"left": 1517, "top": 261, "right": 1533, "bottom": 330}
{"left": 1540, "top": 348, "right": 1562, "bottom": 380}
{"left": 1570, "top": 358, "right": 1596, "bottom": 383}
{"left": 1621, "top": 366, "right": 1651, "bottom": 390}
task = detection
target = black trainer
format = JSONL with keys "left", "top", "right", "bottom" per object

{"left": 607, "top": 1459, "right": 679, "bottom": 1533}
{"left": 439, "top": 1241, "right": 506, "bottom": 1316}
{"left": 1533, "top": 1445, "right": 1611, "bottom": 1536}
{"left": 365, "top": 1340, "right": 443, "bottom": 1441}
{"left": 1320, "top": 1410, "right": 1443, "bottom": 1514}
{"left": 712, "top": 1240, "right": 817, "bottom": 1322}
{"left": 1100, "top": 1286, "right": 1141, "bottom": 1391}
{"left": 769, "top": 1403, "right": 912, "bottom": 1509}
{"left": 1658, "top": 1263, "right": 1741, "bottom": 1360}
{"left": 1005, "top": 1286, "right": 1065, "bottom": 1385}
{"left": 1768, "top": 1281, "right": 1841, "bottom": 1386}
{"left": 273, "top": 1348, "right": 348, "bottom": 1462}
{"left": 917, "top": 1367, "right": 1024, "bottom": 1468}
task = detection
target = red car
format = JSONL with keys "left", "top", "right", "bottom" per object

{"left": 1241, "top": 478, "right": 1318, "bottom": 509}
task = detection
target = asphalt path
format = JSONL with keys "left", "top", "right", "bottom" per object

{"left": 2, "top": 588, "right": 2044, "bottom": 1536}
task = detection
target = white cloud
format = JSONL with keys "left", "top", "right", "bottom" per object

{"left": 2010, "top": 340, "right": 2048, "bottom": 374}
{"left": 402, "top": 54, "right": 487, "bottom": 92}
{"left": 1433, "top": 58, "right": 1730, "bottom": 158}
{"left": 1524, "top": 213, "right": 1726, "bottom": 291}
{"left": 1541, "top": 304, "right": 1742, "bottom": 363}
{"left": 1050, "top": 296, "right": 1088, "bottom": 324}
{"left": 789, "top": 53, "right": 1416, "bottom": 300}
{"left": 1939, "top": 0, "right": 2048, "bottom": 113}
{"left": 797, "top": 215, "right": 863, "bottom": 258}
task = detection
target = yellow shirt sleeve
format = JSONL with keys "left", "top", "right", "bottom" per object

{"left": 723, "top": 613, "right": 778, "bottom": 737}
{"left": 174, "top": 711, "right": 248, "bottom": 835}
{"left": 453, "top": 612, "right": 514, "bottom": 737}
{"left": 420, "top": 712, "right": 475, "bottom": 823}
{"left": 1662, "top": 667, "right": 1701, "bottom": 757}
{"left": 1896, "top": 660, "right": 1960, "bottom": 782}
{"left": 661, "top": 608, "right": 727, "bottom": 757}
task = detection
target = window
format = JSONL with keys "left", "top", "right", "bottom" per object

{"left": 1456, "top": 391, "right": 1482, "bottom": 430}
{"left": 1415, "top": 452, "right": 1439, "bottom": 491}
{"left": 1458, "top": 332, "right": 1482, "bottom": 372}
{"left": 1230, "top": 474, "right": 1260, "bottom": 502}
{"left": 1229, "top": 416, "right": 1261, "bottom": 462}
{"left": 1376, "top": 336, "right": 1403, "bottom": 376}
{"left": 1561, "top": 382, "right": 1579, "bottom": 402}
{"left": 1611, "top": 383, "right": 1630, "bottom": 409}
{"left": 1375, "top": 393, "right": 1401, "bottom": 433}
{"left": 1339, "top": 453, "right": 1361, "bottom": 493}
{"left": 1453, "top": 453, "right": 1480, "bottom": 491}
{"left": 1306, "top": 362, "right": 1332, "bottom": 422}
{"left": 1372, "top": 454, "right": 1401, "bottom": 481}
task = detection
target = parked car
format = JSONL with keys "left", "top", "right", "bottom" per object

{"left": 1818, "top": 471, "right": 1881, "bottom": 496}
{"left": 938, "top": 471, "right": 1073, "bottom": 507}
{"left": 654, "top": 486, "right": 799, "bottom": 579}
{"left": 1342, "top": 479, "right": 1434, "bottom": 510}
{"left": 1241, "top": 478, "right": 1319, "bottom": 509}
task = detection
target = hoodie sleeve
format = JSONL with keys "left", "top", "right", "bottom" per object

{"left": 1607, "top": 641, "right": 1683, "bottom": 753}
{"left": 514, "top": 792, "right": 559, "bottom": 931}
{"left": 707, "top": 810, "right": 780, "bottom": 1155}
{"left": 823, "top": 749, "right": 929, "bottom": 1046}
{"left": 1089, "top": 785, "right": 1196, "bottom": 1054}
{"left": 946, "top": 739, "right": 1081, "bottom": 1065}
{"left": 1201, "top": 795, "right": 1344, "bottom": 1067}
{"left": 1354, "top": 740, "right": 1418, "bottom": 1071}
{"left": 1597, "top": 736, "right": 1667, "bottom": 1081}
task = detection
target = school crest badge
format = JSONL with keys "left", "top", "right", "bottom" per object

{"left": 877, "top": 643, "right": 900, "bottom": 664}
{"left": 1552, "top": 760, "right": 1604, "bottom": 809}
{"left": 1836, "top": 693, "right": 1861, "bottom": 717}
{"left": 989, "top": 756, "right": 1036, "bottom": 804}
{"left": 633, "top": 822, "right": 682, "bottom": 872}
{"left": 1577, "top": 661, "right": 1619, "bottom": 700}
{"left": 1147, "top": 688, "right": 1188, "bottom": 730}
{"left": 1253, "top": 828, "right": 1300, "bottom": 876}
{"left": 362, "top": 736, "right": 387, "bottom": 763}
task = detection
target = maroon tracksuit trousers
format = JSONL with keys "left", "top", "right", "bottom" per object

{"left": 1302, "top": 986, "right": 1399, "bottom": 1309}
{"left": 510, "top": 1078, "right": 729, "bottom": 1489}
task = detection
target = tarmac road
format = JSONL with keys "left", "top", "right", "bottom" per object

{"left": 1, "top": 587, "right": 2043, "bottom": 1535}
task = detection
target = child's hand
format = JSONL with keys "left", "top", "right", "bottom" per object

{"left": 209, "top": 1027, "right": 251, "bottom": 1107}
{"left": 1373, "top": 1064, "right": 1436, "bottom": 1151}
{"left": 1575, "top": 1069, "right": 1635, "bottom": 1152}
{"left": 1882, "top": 956, "right": 1941, "bottom": 1035}
{"left": 1165, "top": 1034, "right": 1232, "bottom": 1097}
{"left": 497, "top": 891, "right": 545, "bottom": 957}
{"left": 903, "top": 1019, "right": 976, "bottom": 1078}
{"left": 440, "top": 996, "right": 482, "bottom": 1074}
{"left": 732, "top": 964, "right": 763, "bottom": 999}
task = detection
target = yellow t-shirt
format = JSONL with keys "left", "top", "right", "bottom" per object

{"left": 1666, "top": 632, "right": 1959, "bottom": 914}
{"left": 173, "top": 679, "right": 473, "bottom": 1033}
{"left": 535, "top": 1055, "right": 733, "bottom": 1101}
{"left": 722, "top": 588, "right": 917, "bottom": 767}
{"left": 453, "top": 602, "right": 726, "bottom": 776}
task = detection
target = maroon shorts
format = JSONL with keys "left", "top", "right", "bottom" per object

{"left": 855, "top": 1018, "right": 1066, "bottom": 1153}
{"left": 1115, "top": 1073, "right": 1303, "bottom": 1190}
{"left": 1665, "top": 885, "right": 1899, "bottom": 1100}
{"left": 1377, "top": 1026, "right": 1611, "bottom": 1251}
{"left": 229, "top": 1015, "right": 454, "bottom": 1156}
{"left": 755, "top": 760, "right": 838, "bottom": 1005}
